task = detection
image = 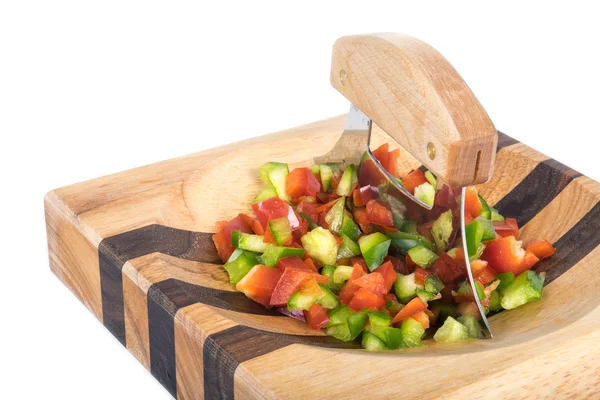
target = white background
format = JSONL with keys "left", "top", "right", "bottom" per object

{"left": 1, "top": 1, "right": 599, "bottom": 399}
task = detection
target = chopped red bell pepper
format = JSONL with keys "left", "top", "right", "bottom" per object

{"left": 411, "top": 311, "right": 430, "bottom": 329}
{"left": 353, "top": 272, "right": 387, "bottom": 297}
{"left": 236, "top": 265, "right": 283, "bottom": 307}
{"left": 353, "top": 185, "right": 380, "bottom": 207}
{"left": 401, "top": 169, "right": 428, "bottom": 194}
{"left": 304, "top": 303, "right": 330, "bottom": 330}
{"left": 481, "top": 235, "right": 534, "bottom": 276}
{"left": 358, "top": 158, "right": 387, "bottom": 187}
{"left": 374, "top": 261, "right": 398, "bottom": 292}
{"left": 386, "top": 149, "right": 400, "bottom": 178}
{"left": 384, "top": 255, "right": 409, "bottom": 275}
{"left": 493, "top": 218, "right": 519, "bottom": 239}
{"left": 252, "top": 197, "right": 300, "bottom": 232}
{"left": 350, "top": 257, "right": 369, "bottom": 273}
{"left": 353, "top": 207, "right": 371, "bottom": 233}
{"left": 286, "top": 167, "right": 321, "bottom": 198}
{"left": 338, "top": 280, "right": 360, "bottom": 305}
{"left": 526, "top": 239, "right": 556, "bottom": 259}
{"left": 269, "top": 268, "right": 328, "bottom": 307}
{"left": 212, "top": 214, "right": 253, "bottom": 262}
{"left": 348, "top": 287, "right": 386, "bottom": 311}
{"left": 276, "top": 256, "right": 317, "bottom": 273}
{"left": 366, "top": 199, "right": 394, "bottom": 227}
{"left": 391, "top": 297, "right": 427, "bottom": 324}
{"left": 429, "top": 253, "right": 467, "bottom": 285}
{"left": 240, "top": 213, "right": 265, "bottom": 235}
{"left": 474, "top": 265, "right": 498, "bottom": 285}
{"left": 464, "top": 186, "right": 482, "bottom": 218}
{"left": 414, "top": 267, "right": 431, "bottom": 286}
{"left": 296, "top": 200, "right": 319, "bottom": 223}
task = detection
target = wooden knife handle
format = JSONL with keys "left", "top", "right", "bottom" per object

{"left": 331, "top": 33, "right": 497, "bottom": 187}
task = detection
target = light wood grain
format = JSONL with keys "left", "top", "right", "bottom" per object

{"left": 45, "top": 115, "right": 600, "bottom": 399}
{"left": 331, "top": 33, "right": 497, "bottom": 187}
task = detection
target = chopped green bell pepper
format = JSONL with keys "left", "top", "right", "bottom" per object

{"left": 394, "top": 272, "right": 417, "bottom": 303}
{"left": 341, "top": 211, "right": 361, "bottom": 241}
{"left": 337, "top": 233, "right": 361, "bottom": 260}
{"left": 407, "top": 245, "right": 438, "bottom": 268}
{"left": 324, "top": 197, "right": 345, "bottom": 233}
{"left": 258, "top": 246, "right": 304, "bottom": 267}
{"left": 501, "top": 270, "right": 545, "bottom": 310}
{"left": 358, "top": 232, "right": 391, "bottom": 271}
{"left": 336, "top": 164, "right": 358, "bottom": 197}
{"left": 431, "top": 210, "right": 454, "bottom": 253}
{"left": 223, "top": 249, "right": 259, "bottom": 284}
{"left": 433, "top": 316, "right": 469, "bottom": 342}
{"left": 258, "top": 162, "right": 290, "bottom": 201}
{"left": 231, "top": 231, "right": 269, "bottom": 253}
{"left": 401, "top": 317, "right": 425, "bottom": 347}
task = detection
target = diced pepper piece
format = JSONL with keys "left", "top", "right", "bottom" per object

{"left": 526, "top": 239, "right": 556, "bottom": 260}
{"left": 500, "top": 270, "right": 545, "bottom": 310}
{"left": 354, "top": 185, "right": 380, "bottom": 208}
{"left": 258, "top": 246, "right": 304, "bottom": 267}
{"left": 341, "top": 211, "right": 362, "bottom": 241}
{"left": 374, "top": 261, "right": 398, "bottom": 292}
{"left": 336, "top": 164, "right": 358, "bottom": 196}
{"left": 391, "top": 297, "right": 427, "bottom": 324}
{"left": 270, "top": 268, "right": 328, "bottom": 307}
{"left": 317, "top": 284, "right": 341, "bottom": 309}
{"left": 433, "top": 316, "right": 470, "bottom": 342}
{"left": 324, "top": 197, "right": 345, "bottom": 233}
{"left": 490, "top": 207, "right": 505, "bottom": 222}
{"left": 347, "top": 310, "right": 370, "bottom": 340}
{"left": 224, "top": 249, "right": 260, "bottom": 284}
{"left": 474, "top": 265, "right": 498, "bottom": 285}
{"left": 385, "top": 230, "right": 434, "bottom": 254}
{"left": 493, "top": 218, "right": 519, "bottom": 239}
{"left": 401, "top": 169, "right": 428, "bottom": 194}
{"left": 301, "top": 227, "right": 339, "bottom": 266}
{"left": 348, "top": 287, "right": 385, "bottom": 311}
{"left": 368, "top": 311, "right": 393, "bottom": 327}
{"left": 252, "top": 197, "right": 299, "bottom": 230}
{"left": 366, "top": 199, "right": 394, "bottom": 227}
{"left": 305, "top": 303, "right": 330, "bottom": 330}
{"left": 488, "top": 290, "right": 502, "bottom": 311}
{"left": 429, "top": 253, "right": 467, "bottom": 285}
{"left": 414, "top": 182, "right": 435, "bottom": 208}
{"left": 353, "top": 272, "right": 387, "bottom": 297}
{"left": 481, "top": 235, "right": 533, "bottom": 275}
{"left": 268, "top": 217, "right": 293, "bottom": 246}
{"left": 240, "top": 213, "right": 265, "bottom": 235}
{"left": 372, "top": 143, "right": 389, "bottom": 171}
{"left": 258, "top": 162, "right": 290, "bottom": 201}
{"left": 410, "top": 311, "right": 430, "bottom": 329}
{"left": 337, "top": 233, "right": 361, "bottom": 260}
{"left": 297, "top": 200, "right": 319, "bottom": 223}
{"left": 358, "top": 232, "right": 392, "bottom": 271}
{"left": 414, "top": 267, "right": 430, "bottom": 287}
{"left": 338, "top": 280, "right": 360, "bottom": 305}
{"left": 496, "top": 272, "right": 515, "bottom": 292}
{"left": 464, "top": 186, "right": 482, "bottom": 218}
{"left": 362, "top": 331, "right": 390, "bottom": 351}
{"left": 464, "top": 220, "right": 484, "bottom": 258}
{"left": 477, "top": 195, "right": 491, "bottom": 220}
{"left": 476, "top": 216, "right": 496, "bottom": 241}
{"left": 236, "top": 265, "right": 283, "bottom": 307}
{"left": 407, "top": 245, "right": 438, "bottom": 268}
{"left": 276, "top": 256, "right": 317, "bottom": 273}
{"left": 353, "top": 207, "right": 371, "bottom": 233}
{"left": 401, "top": 317, "right": 425, "bottom": 347}
{"left": 386, "top": 148, "right": 400, "bottom": 177}
{"left": 431, "top": 210, "right": 454, "bottom": 253}
{"left": 212, "top": 214, "right": 253, "bottom": 262}
{"left": 285, "top": 167, "right": 321, "bottom": 198}
{"left": 394, "top": 272, "right": 417, "bottom": 303}
{"left": 358, "top": 158, "right": 387, "bottom": 187}
{"left": 424, "top": 273, "right": 445, "bottom": 293}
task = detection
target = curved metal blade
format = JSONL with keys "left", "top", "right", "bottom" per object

{"left": 460, "top": 186, "right": 493, "bottom": 338}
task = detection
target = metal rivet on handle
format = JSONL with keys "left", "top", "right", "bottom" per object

{"left": 340, "top": 69, "right": 347, "bottom": 85}
{"left": 427, "top": 142, "right": 436, "bottom": 160}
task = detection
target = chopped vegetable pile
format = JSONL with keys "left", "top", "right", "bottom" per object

{"left": 213, "top": 144, "right": 554, "bottom": 350}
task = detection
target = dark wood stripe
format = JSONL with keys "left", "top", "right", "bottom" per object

{"left": 493, "top": 159, "right": 582, "bottom": 227}
{"left": 99, "top": 225, "right": 218, "bottom": 347}
{"left": 534, "top": 201, "right": 600, "bottom": 284}
{"left": 496, "top": 131, "right": 518, "bottom": 151}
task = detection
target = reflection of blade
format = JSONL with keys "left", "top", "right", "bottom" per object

{"left": 460, "top": 186, "right": 493, "bottom": 338}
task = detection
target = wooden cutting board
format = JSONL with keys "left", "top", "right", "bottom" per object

{"left": 45, "top": 115, "right": 600, "bottom": 399}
